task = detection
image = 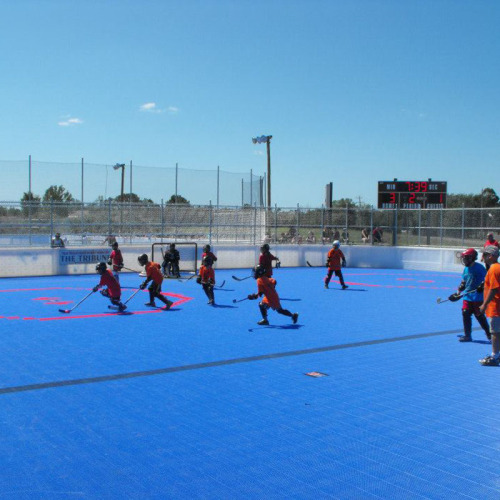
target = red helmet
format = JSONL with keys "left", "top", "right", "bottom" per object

{"left": 461, "top": 248, "right": 478, "bottom": 266}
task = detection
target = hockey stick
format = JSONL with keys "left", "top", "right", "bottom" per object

{"left": 232, "top": 297, "right": 249, "bottom": 303}
{"left": 59, "top": 290, "right": 95, "bottom": 313}
{"left": 124, "top": 287, "right": 142, "bottom": 305}
{"left": 306, "top": 261, "right": 313, "bottom": 267}
{"left": 121, "top": 266, "right": 142, "bottom": 273}
{"left": 232, "top": 274, "right": 253, "bottom": 282}
{"left": 214, "top": 280, "right": 226, "bottom": 289}
{"left": 437, "top": 286, "right": 481, "bottom": 304}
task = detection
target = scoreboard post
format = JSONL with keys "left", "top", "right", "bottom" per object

{"left": 377, "top": 181, "right": 447, "bottom": 209}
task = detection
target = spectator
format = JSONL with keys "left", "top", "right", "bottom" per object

{"left": 103, "top": 234, "right": 117, "bottom": 246}
{"left": 333, "top": 228, "right": 341, "bottom": 241}
{"left": 322, "top": 228, "right": 332, "bottom": 244}
{"left": 51, "top": 232, "right": 65, "bottom": 248}
{"left": 341, "top": 228, "right": 350, "bottom": 245}
{"left": 306, "top": 231, "right": 316, "bottom": 243}
{"left": 373, "top": 227, "right": 383, "bottom": 244}
{"left": 361, "top": 227, "right": 370, "bottom": 244}
{"left": 481, "top": 232, "right": 500, "bottom": 270}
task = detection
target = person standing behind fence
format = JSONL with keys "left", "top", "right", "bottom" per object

{"left": 51, "top": 232, "right": 65, "bottom": 248}
{"left": 479, "top": 246, "right": 500, "bottom": 366}
{"left": 481, "top": 233, "right": 500, "bottom": 270}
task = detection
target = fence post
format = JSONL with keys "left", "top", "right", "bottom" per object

{"left": 274, "top": 204, "right": 278, "bottom": 243}
{"left": 370, "top": 206, "right": 374, "bottom": 246}
{"left": 440, "top": 208, "right": 443, "bottom": 247}
{"left": 209, "top": 200, "right": 213, "bottom": 245}
{"left": 160, "top": 199, "right": 165, "bottom": 242}
{"left": 253, "top": 202, "right": 257, "bottom": 245}
{"left": 108, "top": 199, "right": 112, "bottom": 237}
{"left": 321, "top": 206, "right": 325, "bottom": 245}
{"left": 296, "top": 203, "right": 300, "bottom": 244}
{"left": 50, "top": 200, "right": 54, "bottom": 241}
{"left": 461, "top": 204, "right": 465, "bottom": 246}
{"left": 418, "top": 206, "right": 421, "bottom": 246}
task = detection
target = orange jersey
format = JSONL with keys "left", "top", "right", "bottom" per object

{"left": 199, "top": 265, "right": 215, "bottom": 284}
{"left": 145, "top": 261, "right": 163, "bottom": 285}
{"left": 257, "top": 276, "right": 281, "bottom": 310}
{"left": 327, "top": 248, "right": 345, "bottom": 270}
{"left": 484, "top": 262, "right": 500, "bottom": 317}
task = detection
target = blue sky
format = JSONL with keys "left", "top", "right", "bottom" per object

{"left": 1, "top": 0, "right": 499, "bottom": 207}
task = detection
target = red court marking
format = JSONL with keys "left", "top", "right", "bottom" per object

{"left": 23, "top": 317, "right": 36, "bottom": 320}
{"left": 396, "top": 278, "right": 413, "bottom": 281}
{"left": 418, "top": 280, "right": 435, "bottom": 283}
{"left": 32, "top": 297, "right": 61, "bottom": 301}
{"left": 45, "top": 301, "right": 73, "bottom": 305}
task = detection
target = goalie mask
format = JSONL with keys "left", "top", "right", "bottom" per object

{"left": 203, "top": 244, "right": 211, "bottom": 253}
{"left": 332, "top": 240, "right": 340, "bottom": 248}
{"left": 461, "top": 248, "right": 478, "bottom": 267}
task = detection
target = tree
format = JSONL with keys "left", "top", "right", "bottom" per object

{"left": 167, "top": 194, "right": 190, "bottom": 205}
{"left": 21, "top": 191, "right": 41, "bottom": 216}
{"left": 446, "top": 187, "right": 500, "bottom": 208}
{"left": 43, "top": 185, "right": 74, "bottom": 203}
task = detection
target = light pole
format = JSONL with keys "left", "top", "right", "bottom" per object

{"left": 252, "top": 135, "right": 272, "bottom": 208}
{"left": 113, "top": 163, "right": 126, "bottom": 229}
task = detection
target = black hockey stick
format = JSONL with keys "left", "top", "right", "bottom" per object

{"left": 214, "top": 280, "right": 226, "bottom": 289}
{"left": 232, "top": 274, "right": 253, "bottom": 282}
{"left": 124, "top": 287, "right": 142, "bottom": 305}
{"left": 437, "top": 286, "right": 480, "bottom": 305}
{"left": 232, "top": 297, "right": 249, "bottom": 303}
{"left": 306, "top": 261, "right": 313, "bottom": 267}
{"left": 59, "top": 290, "right": 95, "bottom": 313}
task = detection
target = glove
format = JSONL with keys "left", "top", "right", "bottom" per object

{"left": 247, "top": 293, "right": 258, "bottom": 300}
{"left": 140, "top": 282, "right": 147, "bottom": 290}
{"left": 196, "top": 277, "right": 202, "bottom": 284}
{"left": 342, "top": 260, "right": 347, "bottom": 268}
{"left": 457, "top": 281, "right": 466, "bottom": 292}
{"left": 107, "top": 259, "right": 112, "bottom": 266}
{"left": 118, "top": 264, "right": 123, "bottom": 269}
{"left": 92, "top": 286, "right": 99, "bottom": 292}
{"left": 448, "top": 293, "right": 461, "bottom": 302}
{"left": 276, "top": 260, "right": 281, "bottom": 268}
{"left": 476, "top": 282, "right": 484, "bottom": 293}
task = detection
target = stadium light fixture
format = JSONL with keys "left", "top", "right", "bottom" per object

{"left": 252, "top": 135, "right": 272, "bottom": 208}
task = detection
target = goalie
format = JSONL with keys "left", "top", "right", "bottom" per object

{"left": 161, "top": 243, "right": 181, "bottom": 278}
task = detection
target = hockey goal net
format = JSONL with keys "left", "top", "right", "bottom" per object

{"left": 151, "top": 242, "right": 198, "bottom": 275}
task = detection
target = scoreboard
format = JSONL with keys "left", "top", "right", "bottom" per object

{"left": 378, "top": 181, "right": 447, "bottom": 209}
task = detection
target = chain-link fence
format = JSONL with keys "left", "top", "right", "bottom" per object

{"left": 0, "top": 201, "right": 498, "bottom": 248}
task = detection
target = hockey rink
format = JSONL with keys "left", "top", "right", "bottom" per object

{"left": 0, "top": 267, "right": 498, "bottom": 499}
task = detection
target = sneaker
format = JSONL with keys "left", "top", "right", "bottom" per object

{"left": 479, "top": 355, "right": 500, "bottom": 366}
{"left": 257, "top": 319, "right": 269, "bottom": 326}
{"left": 208, "top": 299, "right": 214, "bottom": 305}
{"left": 163, "top": 300, "right": 173, "bottom": 310}
{"left": 292, "top": 313, "right": 299, "bottom": 324}
{"left": 118, "top": 303, "right": 127, "bottom": 312}
{"left": 324, "top": 284, "right": 329, "bottom": 289}
{"left": 458, "top": 335, "right": 472, "bottom": 342}
{"left": 342, "top": 285, "right": 348, "bottom": 289}
{"left": 145, "top": 302, "right": 156, "bottom": 307}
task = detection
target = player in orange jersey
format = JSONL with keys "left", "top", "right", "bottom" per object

{"left": 248, "top": 265, "right": 298, "bottom": 325}
{"left": 325, "top": 240, "right": 348, "bottom": 289}
{"left": 197, "top": 256, "right": 216, "bottom": 305}
{"left": 138, "top": 253, "right": 173, "bottom": 310}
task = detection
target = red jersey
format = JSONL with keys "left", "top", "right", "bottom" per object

{"left": 99, "top": 270, "right": 121, "bottom": 299}
{"left": 145, "top": 261, "right": 163, "bottom": 285}
{"left": 202, "top": 251, "right": 217, "bottom": 265}
{"left": 259, "top": 252, "right": 277, "bottom": 277}
{"left": 484, "top": 239, "right": 500, "bottom": 249}
{"left": 199, "top": 265, "right": 215, "bottom": 284}
{"left": 257, "top": 276, "right": 281, "bottom": 310}
{"left": 327, "top": 248, "right": 345, "bottom": 271}
{"left": 109, "top": 249, "right": 123, "bottom": 272}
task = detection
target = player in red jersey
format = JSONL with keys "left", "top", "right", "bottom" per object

{"left": 202, "top": 244, "right": 217, "bottom": 266}
{"left": 197, "top": 256, "right": 216, "bottom": 305}
{"left": 258, "top": 243, "right": 280, "bottom": 278}
{"left": 138, "top": 253, "right": 173, "bottom": 309}
{"left": 325, "top": 240, "right": 348, "bottom": 289}
{"left": 93, "top": 262, "right": 127, "bottom": 312}
{"left": 248, "top": 265, "right": 298, "bottom": 325}
{"left": 482, "top": 233, "right": 500, "bottom": 270}
{"left": 108, "top": 242, "right": 124, "bottom": 282}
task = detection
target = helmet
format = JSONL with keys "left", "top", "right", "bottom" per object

{"left": 332, "top": 240, "right": 340, "bottom": 248}
{"left": 253, "top": 265, "right": 266, "bottom": 278}
{"left": 55, "top": 233, "right": 60, "bottom": 238}
{"left": 203, "top": 244, "right": 211, "bottom": 253}
{"left": 111, "top": 242, "right": 118, "bottom": 249}
{"left": 169, "top": 243, "right": 176, "bottom": 250}
{"left": 260, "top": 243, "right": 270, "bottom": 253}
{"left": 96, "top": 262, "right": 107, "bottom": 272}
{"left": 461, "top": 248, "right": 478, "bottom": 266}
{"left": 138, "top": 253, "right": 148, "bottom": 266}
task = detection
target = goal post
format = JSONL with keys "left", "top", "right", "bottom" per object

{"left": 151, "top": 242, "right": 198, "bottom": 275}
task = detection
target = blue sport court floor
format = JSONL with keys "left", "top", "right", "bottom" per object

{"left": 0, "top": 267, "right": 499, "bottom": 499}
